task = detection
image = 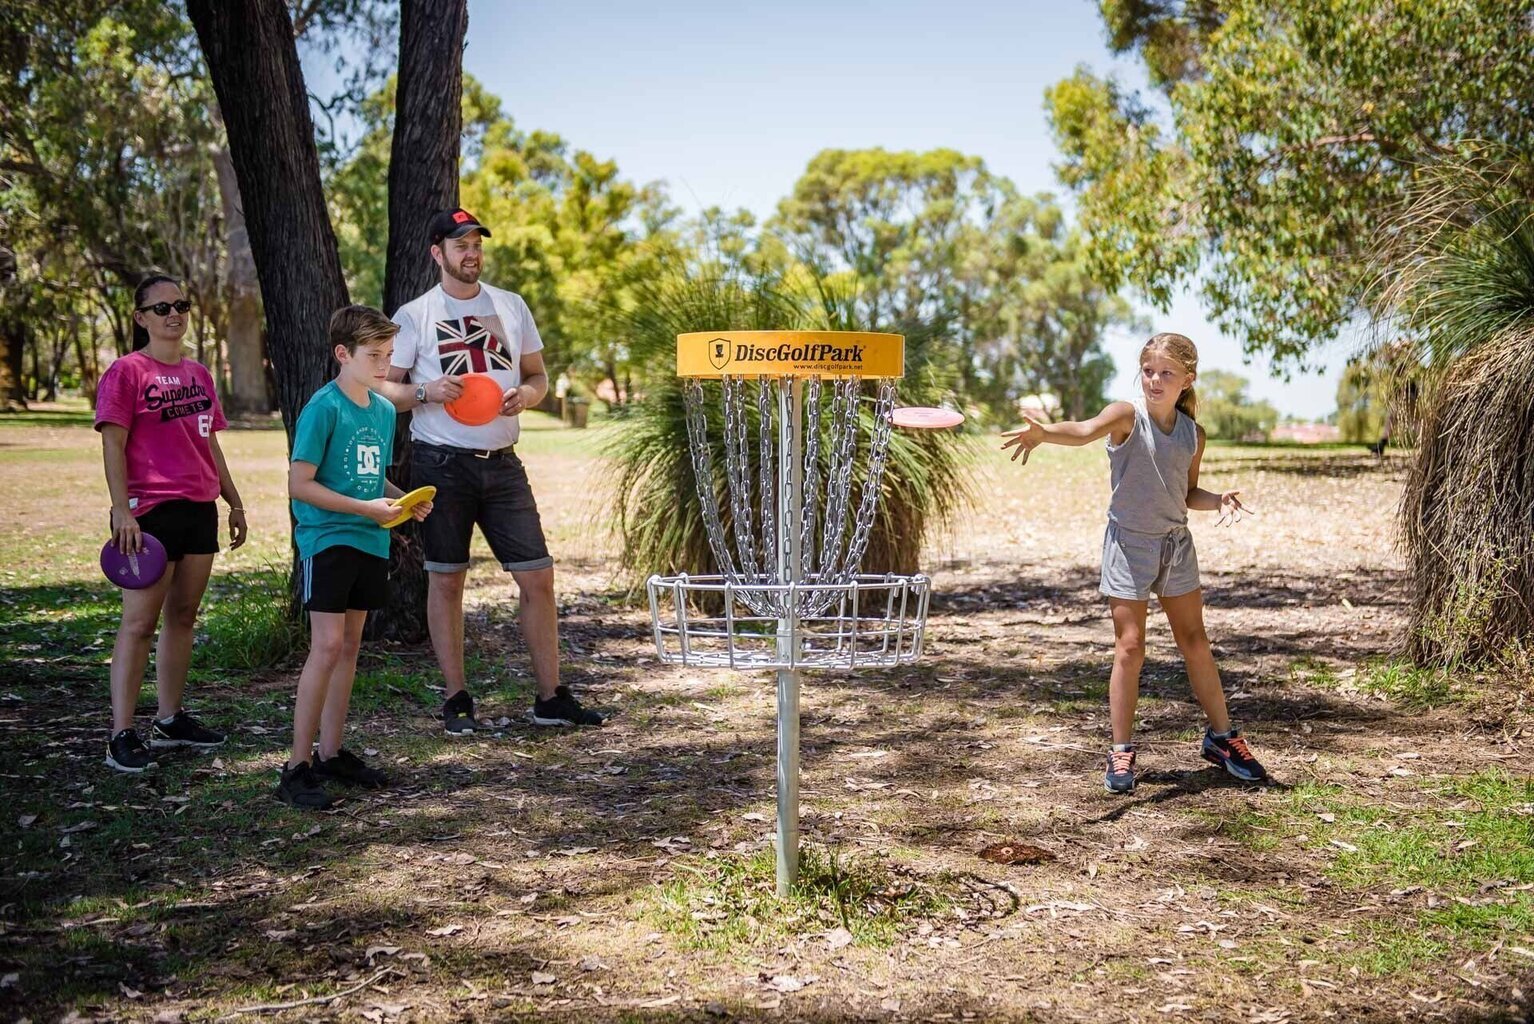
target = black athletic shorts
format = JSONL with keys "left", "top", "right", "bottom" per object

{"left": 410, "top": 444, "right": 553, "bottom": 574}
{"left": 301, "top": 544, "right": 389, "bottom": 613}
{"left": 135, "top": 499, "right": 218, "bottom": 562}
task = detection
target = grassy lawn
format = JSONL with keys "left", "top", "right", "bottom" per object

{"left": 1, "top": 411, "right": 1530, "bottom": 1022}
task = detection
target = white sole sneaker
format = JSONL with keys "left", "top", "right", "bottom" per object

{"left": 106, "top": 751, "right": 156, "bottom": 773}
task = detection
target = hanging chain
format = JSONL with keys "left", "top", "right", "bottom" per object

{"left": 756, "top": 377, "right": 777, "bottom": 589}
{"left": 817, "top": 377, "right": 861, "bottom": 585}
{"left": 838, "top": 378, "right": 897, "bottom": 577}
{"left": 684, "top": 379, "right": 738, "bottom": 581}
{"left": 799, "top": 375, "right": 822, "bottom": 579}
{"left": 722, "top": 376, "right": 760, "bottom": 583}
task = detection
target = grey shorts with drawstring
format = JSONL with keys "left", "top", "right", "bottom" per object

{"left": 1099, "top": 522, "right": 1200, "bottom": 601}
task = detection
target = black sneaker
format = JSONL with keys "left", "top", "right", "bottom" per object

{"left": 1201, "top": 728, "right": 1268, "bottom": 782}
{"left": 531, "top": 685, "right": 604, "bottom": 727}
{"left": 149, "top": 710, "right": 225, "bottom": 750}
{"left": 442, "top": 690, "right": 481, "bottom": 736}
{"left": 275, "top": 761, "right": 334, "bottom": 809}
{"left": 314, "top": 748, "right": 389, "bottom": 789}
{"left": 107, "top": 729, "right": 158, "bottom": 773}
{"left": 1104, "top": 745, "right": 1136, "bottom": 794}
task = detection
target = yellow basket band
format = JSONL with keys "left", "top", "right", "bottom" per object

{"left": 677, "top": 331, "right": 905, "bottom": 379}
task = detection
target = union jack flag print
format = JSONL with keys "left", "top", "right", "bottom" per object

{"left": 436, "top": 316, "right": 515, "bottom": 375}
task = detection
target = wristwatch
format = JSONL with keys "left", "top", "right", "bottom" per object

{"left": 415, "top": 383, "right": 429, "bottom": 404}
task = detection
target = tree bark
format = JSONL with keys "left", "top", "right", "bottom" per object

{"left": 0, "top": 244, "right": 25, "bottom": 410}
{"left": 73, "top": 319, "right": 99, "bottom": 408}
{"left": 369, "top": 0, "right": 469, "bottom": 643}
{"left": 186, "top": 0, "right": 347, "bottom": 442}
{"left": 0, "top": 319, "right": 28, "bottom": 411}
{"left": 384, "top": 0, "right": 467, "bottom": 316}
{"left": 212, "top": 141, "right": 272, "bottom": 416}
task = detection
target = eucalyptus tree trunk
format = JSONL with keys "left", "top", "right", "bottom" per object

{"left": 369, "top": 0, "right": 469, "bottom": 643}
{"left": 186, "top": 0, "right": 347, "bottom": 441}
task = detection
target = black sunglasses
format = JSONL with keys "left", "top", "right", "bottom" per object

{"left": 136, "top": 300, "right": 192, "bottom": 316}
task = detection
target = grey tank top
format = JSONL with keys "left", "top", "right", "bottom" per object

{"left": 1106, "top": 397, "right": 1197, "bottom": 533}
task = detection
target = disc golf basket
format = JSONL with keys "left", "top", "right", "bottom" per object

{"left": 646, "top": 331, "right": 932, "bottom": 893}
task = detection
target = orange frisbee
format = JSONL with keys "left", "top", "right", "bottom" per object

{"left": 444, "top": 373, "right": 503, "bottom": 426}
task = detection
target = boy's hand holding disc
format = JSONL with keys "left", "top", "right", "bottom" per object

{"left": 1000, "top": 417, "right": 1045, "bottom": 464}
{"left": 380, "top": 486, "right": 437, "bottom": 529}
{"left": 361, "top": 497, "right": 402, "bottom": 526}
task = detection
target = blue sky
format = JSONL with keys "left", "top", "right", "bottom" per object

{"left": 450, "top": 0, "right": 1354, "bottom": 418}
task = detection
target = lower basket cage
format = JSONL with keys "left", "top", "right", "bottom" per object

{"left": 646, "top": 572, "right": 931, "bottom": 670}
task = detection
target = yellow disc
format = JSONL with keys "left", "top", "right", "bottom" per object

{"left": 677, "top": 331, "right": 904, "bottom": 379}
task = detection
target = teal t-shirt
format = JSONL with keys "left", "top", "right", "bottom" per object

{"left": 290, "top": 380, "right": 395, "bottom": 560}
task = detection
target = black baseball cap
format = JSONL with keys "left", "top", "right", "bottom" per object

{"left": 429, "top": 207, "right": 492, "bottom": 245}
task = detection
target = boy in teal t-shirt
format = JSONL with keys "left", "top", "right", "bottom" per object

{"left": 277, "top": 305, "right": 433, "bottom": 809}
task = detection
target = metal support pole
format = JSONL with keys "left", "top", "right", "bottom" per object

{"left": 775, "top": 666, "right": 800, "bottom": 894}
{"left": 776, "top": 378, "right": 805, "bottom": 895}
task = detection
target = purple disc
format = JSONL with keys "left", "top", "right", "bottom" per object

{"left": 100, "top": 532, "right": 168, "bottom": 590}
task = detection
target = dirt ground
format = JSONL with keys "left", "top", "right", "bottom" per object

{"left": 1, "top": 418, "right": 1531, "bottom": 1024}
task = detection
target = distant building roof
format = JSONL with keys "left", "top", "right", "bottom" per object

{"left": 1270, "top": 422, "right": 1341, "bottom": 444}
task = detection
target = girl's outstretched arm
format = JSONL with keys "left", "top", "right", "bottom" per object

{"left": 1185, "top": 425, "right": 1253, "bottom": 521}
{"left": 1001, "top": 401, "right": 1134, "bottom": 464}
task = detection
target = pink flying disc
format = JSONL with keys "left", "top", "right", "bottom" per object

{"left": 890, "top": 406, "right": 965, "bottom": 430}
{"left": 100, "top": 532, "right": 168, "bottom": 590}
{"left": 445, "top": 373, "right": 504, "bottom": 426}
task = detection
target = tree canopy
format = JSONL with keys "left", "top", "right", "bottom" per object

{"left": 1047, "top": 0, "right": 1534, "bottom": 368}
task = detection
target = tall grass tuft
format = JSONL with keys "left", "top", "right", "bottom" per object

{"left": 604, "top": 260, "right": 974, "bottom": 589}
{"left": 199, "top": 567, "right": 303, "bottom": 674}
{"left": 1369, "top": 147, "right": 1534, "bottom": 668}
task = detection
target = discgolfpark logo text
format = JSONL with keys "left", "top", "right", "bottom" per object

{"left": 734, "top": 341, "right": 865, "bottom": 363}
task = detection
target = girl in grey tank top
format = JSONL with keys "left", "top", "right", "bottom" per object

{"left": 1000, "top": 333, "right": 1268, "bottom": 795}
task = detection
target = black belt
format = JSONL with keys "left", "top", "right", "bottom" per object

{"left": 414, "top": 441, "right": 516, "bottom": 460}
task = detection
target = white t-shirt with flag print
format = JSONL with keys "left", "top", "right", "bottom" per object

{"left": 390, "top": 283, "right": 544, "bottom": 449}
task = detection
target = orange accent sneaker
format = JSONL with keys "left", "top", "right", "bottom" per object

{"left": 1201, "top": 728, "right": 1268, "bottom": 782}
{"left": 1105, "top": 745, "right": 1137, "bottom": 794}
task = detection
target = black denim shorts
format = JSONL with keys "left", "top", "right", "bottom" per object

{"left": 410, "top": 444, "right": 553, "bottom": 573}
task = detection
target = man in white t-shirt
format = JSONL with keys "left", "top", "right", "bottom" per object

{"left": 375, "top": 207, "right": 602, "bottom": 733}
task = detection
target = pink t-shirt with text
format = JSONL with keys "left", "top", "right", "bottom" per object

{"left": 94, "top": 351, "right": 227, "bottom": 515}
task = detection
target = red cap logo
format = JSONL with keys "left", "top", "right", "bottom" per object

{"left": 452, "top": 210, "right": 471, "bottom": 224}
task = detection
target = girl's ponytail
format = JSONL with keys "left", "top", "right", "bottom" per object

{"left": 1176, "top": 385, "right": 1197, "bottom": 421}
{"left": 1141, "top": 332, "right": 1200, "bottom": 421}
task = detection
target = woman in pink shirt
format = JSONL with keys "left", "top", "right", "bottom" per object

{"left": 95, "top": 275, "right": 249, "bottom": 773}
